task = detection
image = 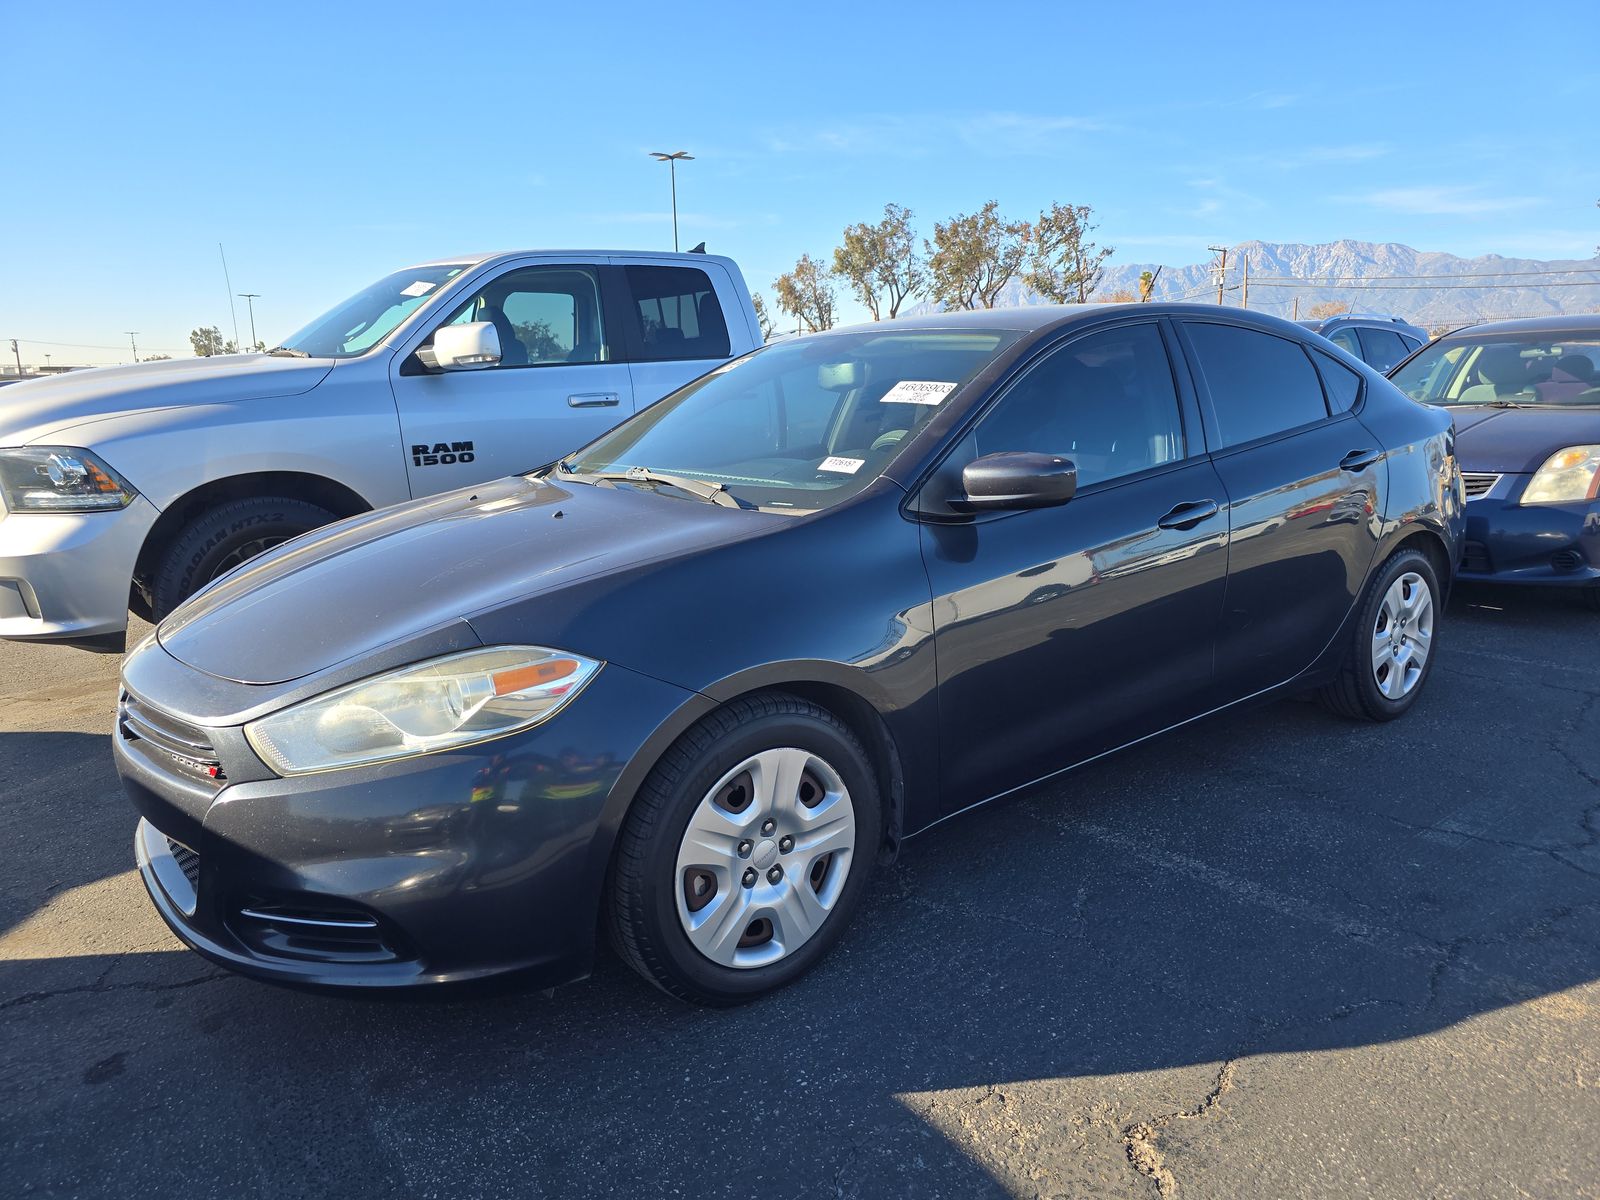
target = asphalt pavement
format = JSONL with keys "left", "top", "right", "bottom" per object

{"left": 2, "top": 586, "right": 1597, "bottom": 1199}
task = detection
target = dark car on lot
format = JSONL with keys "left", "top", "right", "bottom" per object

{"left": 1298, "top": 313, "right": 1428, "bottom": 373}
{"left": 1389, "top": 315, "right": 1600, "bottom": 609}
{"left": 115, "top": 305, "right": 1463, "bottom": 1005}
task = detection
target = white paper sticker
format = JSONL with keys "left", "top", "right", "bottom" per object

{"left": 818, "top": 455, "right": 864, "bottom": 475}
{"left": 880, "top": 380, "right": 956, "bottom": 406}
{"left": 400, "top": 280, "right": 436, "bottom": 297}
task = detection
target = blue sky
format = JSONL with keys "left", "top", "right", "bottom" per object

{"left": 4, "top": 1, "right": 1598, "bottom": 364}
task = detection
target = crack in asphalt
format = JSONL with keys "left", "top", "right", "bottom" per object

{"left": 1121, "top": 1060, "right": 1237, "bottom": 1198}
{"left": 0, "top": 970, "right": 229, "bottom": 1012}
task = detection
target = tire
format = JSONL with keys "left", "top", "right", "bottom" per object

{"left": 608, "top": 692, "right": 881, "bottom": 1006}
{"left": 150, "top": 496, "right": 337, "bottom": 619}
{"left": 1319, "top": 547, "right": 1441, "bottom": 722}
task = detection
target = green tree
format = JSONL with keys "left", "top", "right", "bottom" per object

{"left": 1025, "top": 202, "right": 1112, "bottom": 304}
{"left": 751, "top": 291, "right": 774, "bottom": 341}
{"left": 773, "top": 255, "right": 838, "bottom": 333}
{"left": 1138, "top": 270, "right": 1157, "bottom": 302}
{"left": 927, "top": 201, "right": 1031, "bottom": 311}
{"left": 141, "top": 353, "right": 172, "bottom": 361}
{"left": 512, "top": 320, "right": 565, "bottom": 362}
{"left": 832, "top": 203, "right": 926, "bottom": 320}
{"left": 189, "top": 326, "right": 226, "bottom": 356}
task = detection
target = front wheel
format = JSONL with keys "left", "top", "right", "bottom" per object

{"left": 608, "top": 693, "right": 881, "bottom": 1005}
{"left": 1319, "top": 547, "right": 1442, "bottom": 721}
{"left": 149, "top": 496, "right": 338, "bottom": 619}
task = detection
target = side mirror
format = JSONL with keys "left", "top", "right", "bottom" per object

{"left": 426, "top": 322, "right": 502, "bottom": 371}
{"left": 954, "top": 452, "right": 1078, "bottom": 512}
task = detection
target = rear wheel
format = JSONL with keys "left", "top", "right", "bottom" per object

{"left": 608, "top": 693, "right": 880, "bottom": 1005}
{"left": 1319, "top": 547, "right": 1441, "bottom": 721}
{"left": 149, "top": 496, "right": 337, "bottom": 619}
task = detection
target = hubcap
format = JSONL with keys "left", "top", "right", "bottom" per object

{"left": 1370, "top": 571, "right": 1434, "bottom": 700}
{"left": 674, "top": 747, "right": 856, "bottom": 969}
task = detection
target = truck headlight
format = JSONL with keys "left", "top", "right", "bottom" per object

{"left": 1521, "top": 445, "right": 1600, "bottom": 505}
{"left": 0, "top": 446, "right": 138, "bottom": 513}
{"left": 244, "top": 647, "right": 601, "bottom": 776}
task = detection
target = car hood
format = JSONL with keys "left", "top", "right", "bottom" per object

{"left": 157, "top": 474, "right": 776, "bottom": 685}
{"left": 1447, "top": 405, "right": 1600, "bottom": 474}
{"left": 0, "top": 355, "right": 334, "bottom": 444}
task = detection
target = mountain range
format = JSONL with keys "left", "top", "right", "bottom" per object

{"left": 955, "top": 240, "right": 1600, "bottom": 331}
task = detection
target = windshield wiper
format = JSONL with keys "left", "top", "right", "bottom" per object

{"left": 266, "top": 345, "right": 310, "bottom": 358}
{"left": 560, "top": 464, "right": 745, "bottom": 509}
{"left": 1485, "top": 400, "right": 1530, "bottom": 409}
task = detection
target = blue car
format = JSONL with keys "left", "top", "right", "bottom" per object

{"left": 1390, "top": 315, "right": 1600, "bottom": 609}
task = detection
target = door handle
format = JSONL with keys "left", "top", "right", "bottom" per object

{"left": 567, "top": 392, "right": 620, "bottom": 408}
{"left": 1157, "top": 499, "right": 1220, "bottom": 530}
{"left": 1340, "top": 448, "right": 1382, "bottom": 472}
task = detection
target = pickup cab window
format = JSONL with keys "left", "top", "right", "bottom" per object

{"left": 625, "top": 266, "right": 731, "bottom": 362}
{"left": 442, "top": 266, "right": 609, "bottom": 367}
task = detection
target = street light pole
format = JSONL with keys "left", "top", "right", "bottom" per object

{"left": 649, "top": 151, "right": 695, "bottom": 251}
{"left": 125, "top": 331, "right": 140, "bottom": 363}
{"left": 238, "top": 293, "right": 261, "bottom": 352}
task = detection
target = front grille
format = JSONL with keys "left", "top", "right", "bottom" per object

{"left": 166, "top": 838, "right": 201, "bottom": 890}
{"left": 1461, "top": 472, "right": 1501, "bottom": 499}
{"left": 118, "top": 692, "right": 225, "bottom": 785}
{"left": 1552, "top": 549, "right": 1587, "bottom": 573}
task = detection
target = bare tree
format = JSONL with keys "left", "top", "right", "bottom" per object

{"left": 751, "top": 292, "right": 775, "bottom": 341}
{"left": 773, "top": 255, "right": 839, "bottom": 333}
{"left": 1309, "top": 300, "right": 1351, "bottom": 319}
{"left": 927, "top": 202, "right": 1031, "bottom": 310}
{"left": 1025, "top": 203, "right": 1112, "bottom": 304}
{"left": 1097, "top": 288, "right": 1138, "bottom": 303}
{"left": 832, "top": 203, "right": 926, "bottom": 320}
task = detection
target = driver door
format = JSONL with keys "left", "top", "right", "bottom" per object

{"left": 389, "top": 262, "right": 636, "bottom": 496}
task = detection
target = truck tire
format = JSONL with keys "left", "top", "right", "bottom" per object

{"left": 149, "top": 496, "right": 337, "bottom": 619}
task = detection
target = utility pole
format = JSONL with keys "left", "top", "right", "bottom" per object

{"left": 1292, "top": 296, "right": 1299, "bottom": 320}
{"left": 1240, "top": 253, "right": 1249, "bottom": 309}
{"left": 1139, "top": 266, "right": 1162, "bottom": 302}
{"left": 648, "top": 151, "right": 694, "bottom": 251}
{"left": 125, "top": 332, "right": 140, "bottom": 363}
{"left": 1208, "top": 245, "right": 1229, "bottom": 304}
{"left": 238, "top": 293, "right": 261, "bottom": 352}
{"left": 219, "top": 244, "right": 242, "bottom": 352}
{"left": 9, "top": 339, "right": 21, "bottom": 377}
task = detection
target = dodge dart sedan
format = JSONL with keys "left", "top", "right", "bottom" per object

{"left": 116, "top": 306, "right": 1462, "bottom": 1005}
{"left": 1389, "top": 315, "right": 1600, "bottom": 609}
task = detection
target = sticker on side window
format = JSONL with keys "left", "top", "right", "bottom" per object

{"left": 818, "top": 456, "right": 864, "bottom": 475}
{"left": 400, "top": 280, "right": 436, "bottom": 298}
{"left": 880, "top": 380, "right": 956, "bottom": 406}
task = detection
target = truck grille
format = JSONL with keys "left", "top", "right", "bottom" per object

{"left": 118, "top": 692, "right": 225, "bottom": 785}
{"left": 1461, "top": 472, "right": 1501, "bottom": 499}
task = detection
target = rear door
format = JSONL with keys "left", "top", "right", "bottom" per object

{"left": 389, "top": 261, "right": 636, "bottom": 496}
{"left": 611, "top": 259, "right": 738, "bottom": 411}
{"left": 1176, "top": 319, "right": 1386, "bottom": 696}
{"left": 918, "top": 320, "right": 1231, "bottom": 808}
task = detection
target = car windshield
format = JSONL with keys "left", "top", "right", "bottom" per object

{"left": 558, "top": 328, "right": 1022, "bottom": 512}
{"left": 276, "top": 264, "right": 470, "bottom": 358}
{"left": 1392, "top": 333, "right": 1600, "bottom": 408}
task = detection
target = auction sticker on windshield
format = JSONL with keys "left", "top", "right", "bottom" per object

{"left": 880, "top": 380, "right": 956, "bottom": 405}
{"left": 400, "top": 280, "right": 437, "bottom": 297}
{"left": 818, "top": 456, "right": 864, "bottom": 474}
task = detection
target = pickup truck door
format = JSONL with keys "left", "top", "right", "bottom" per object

{"left": 389, "top": 261, "right": 637, "bottom": 496}
{"left": 609, "top": 257, "right": 743, "bottom": 414}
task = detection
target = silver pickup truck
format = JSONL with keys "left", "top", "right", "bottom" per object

{"left": 0, "top": 249, "right": 759, "bottom": 650}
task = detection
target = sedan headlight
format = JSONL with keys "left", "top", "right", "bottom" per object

{"left": 0, "top": 446, "right": 137, "bottom": 513}
{"left": 1521, "top": 445, "right": 1600, "bottom": 505}
{"left": 244, "top": 647, "right": 601, "bottom": 776}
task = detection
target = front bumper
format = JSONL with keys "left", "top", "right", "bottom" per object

{"left": 0, "top": 496, "right": 157, "bottom": 642}
{"left": 1457, "top": 479, "right": 1600, "bottom": 588}
{"left": 116, "top": 659, "right": 705, "bottom": 991}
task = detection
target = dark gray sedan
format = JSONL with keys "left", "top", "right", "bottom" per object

{"left": 115, "top": 306, "right": 1462, "bottom": 1005}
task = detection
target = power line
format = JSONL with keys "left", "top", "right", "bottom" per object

{"left": 1240, "top": 279, "right": 1600, "bottom": 291}
{"left": 1, "top": 337, "right": 190, "bottom": 352}
{"left": 1246, "top": 265, "right": 1600, "bottom": 283}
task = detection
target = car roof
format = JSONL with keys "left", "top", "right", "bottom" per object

{"left": 814, "top": 303, "right": 1316, "bottom": 339}
{"left": 1441, "top": 314, "right": 1600, "bottom": 337}
{"left": 402, "top": 249, "right": 740, "bottom": 271}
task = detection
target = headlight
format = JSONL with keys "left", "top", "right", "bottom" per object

{"left": 0, "top": 446, "right": 137, "bottom": 513}
{"left": 244, "top": 646, "right": 601, "bottom": 776}
{"left": 1521, "top": 445, "right": 1600, "bottom": 505}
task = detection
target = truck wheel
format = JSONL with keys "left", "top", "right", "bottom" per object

{"left": 150, "top": 496, "right": 337, "bottom": 619}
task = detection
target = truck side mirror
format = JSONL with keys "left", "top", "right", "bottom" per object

{"left": 424, "top": 322, "right": 502, "bottom": 371}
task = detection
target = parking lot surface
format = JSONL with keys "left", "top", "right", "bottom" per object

{"left": 2, "top": 587, "right": 1597, "bottom": 1199}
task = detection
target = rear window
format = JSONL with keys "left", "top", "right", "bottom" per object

{"left": 625, "top": 266, "right": 731, "bottom": 362}
{"left": 1185, "top": 322, "right": 1330, "bottom": 448}
{"left": 1356, "top": 327, "right": 1410, "bottom": 373}
{"left": 1312, "top": 349, "right": 1363, "bottom": 413}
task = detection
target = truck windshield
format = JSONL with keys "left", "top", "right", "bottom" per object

{"left": 275, "top": 264, "right": 470, "bottom": 358}
{"left": 558, "top": 328, "right": 1020, "bottom": 512}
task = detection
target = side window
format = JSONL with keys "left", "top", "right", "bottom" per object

{"left": 1328, "top": 327, "right": 1362, "bottom": 357}
{"left": 1312, "top": 348, "right": 1363, "bottom": 413}
{"left": 1184, "top": 322, "right": 1330, "bottom": 448}
{"left": 625, "top": 266, "right": 732, "bottom": 362}
{"left": 441, "top": 266, "right": 608, "bottom": 368}
{"left": 1356, "top": 327, "right": 1410, "bottom": 373}
{"left": 972, "top": 323, "right": 1185, "bottom": 488}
